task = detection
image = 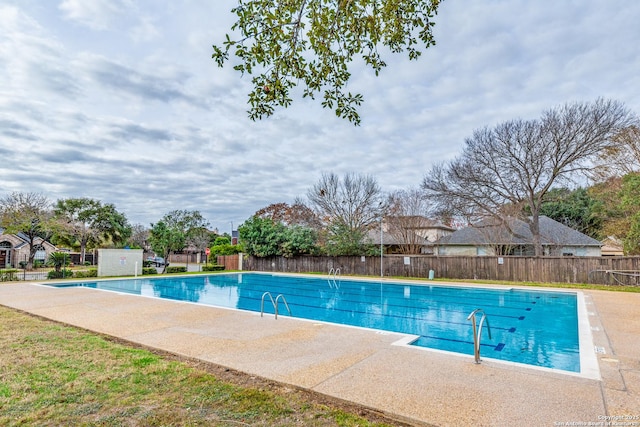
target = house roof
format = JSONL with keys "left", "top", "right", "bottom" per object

{"left": 1, "top": 228, "right": 29, "bottom": 243}
{"left": 365, "top": 229, "right": 406, "bottom": 246}
{"left": 0, "top": 228, "right": 56, "bottom": 249}
{"left": 16, "top": 232, "right": 32, "bottom": 242}
{"left": 388, "top": 216, "right": 455, "bottom": 232}
{"left": 364, "top": 216, "right": 454, "bottom": 246}
{"left": 436, "top": 216, "right": 602, "bottom": 247}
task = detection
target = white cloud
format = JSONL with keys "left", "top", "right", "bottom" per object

{"left": 130, "top": 16, "right": 160, "bottom": 43}
{"left": 58, "top": 0, "right": 132, "bottom": 30}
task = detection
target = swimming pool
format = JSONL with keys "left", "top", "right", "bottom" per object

{"left": 52, "top": 273, "right": 586, "bottom": 373}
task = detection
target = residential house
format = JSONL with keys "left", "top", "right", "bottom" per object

{"left": 434, "top": 216, "right": 602, "bottom": 256}
{"left": 601, "top": 236, "right": 624, "bottom": 256}
{"left": 0, "top": 228, "right": 58, "bottom": 268}
{"left": 366, "top": 217, "right": 455, "bottom": 254}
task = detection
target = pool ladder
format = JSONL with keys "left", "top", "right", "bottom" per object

{"left": 328, "top": 267, "right": 341, "bottom": 289}
{"left": 467, "top": 308, "right": 492, "bottom": 364}
{"left": 260, "top": 292, "right": 291, "bottom": 319}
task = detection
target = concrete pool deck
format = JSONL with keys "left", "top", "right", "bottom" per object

{"left": 0, "top": 280, "right": 638, "bottom": 426}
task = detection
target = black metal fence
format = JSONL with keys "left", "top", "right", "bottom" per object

{"left": 0, "top": 254, "right": 73, "bottom": 282}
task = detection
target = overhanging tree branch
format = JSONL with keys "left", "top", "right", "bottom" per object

{"left": 213, "top": 0, "right": 441, "bottom": 125}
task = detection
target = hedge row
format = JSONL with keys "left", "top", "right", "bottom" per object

{"left": 202, "top": 264, "right": 225, "bottom": 271}
{"left": 0, "top": 269, "right": 18, "bottom": 282}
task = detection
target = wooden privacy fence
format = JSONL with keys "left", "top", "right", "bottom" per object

{"left": 168, "top": 253, "right": 200, "bottom": 264}
{"left": 217, "top": 255, "right": 239, "bottom": 270}
{"left": 242, "top": 255, "right": 640, "bottom": 286}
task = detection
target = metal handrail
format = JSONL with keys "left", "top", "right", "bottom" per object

{"left": 260, "top": 292, "right": 275, "bottom": 317}
{"left": 467, "top": 308, "right": 492, "bottom": 364}
{"left": 328, "top": 267, "right": 341, "bottom": 288}
{"left": 275, "top": 294, "right": 291, "bottom": 318}
{"left": 260, "top": 291, "right": 291, "bottom": 319}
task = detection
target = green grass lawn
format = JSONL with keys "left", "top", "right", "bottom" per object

{"left": 0, "top": 306, "right": 402, "bottom": 427}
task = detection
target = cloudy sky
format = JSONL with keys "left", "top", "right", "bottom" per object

{"left": 1, "top": 1, "right": 639, "bottom": 234}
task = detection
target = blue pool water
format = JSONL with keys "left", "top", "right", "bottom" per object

{"left": 52, "top": 273, "right": 580, "bottom": 372}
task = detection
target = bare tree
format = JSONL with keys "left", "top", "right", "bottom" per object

{"left": 422, "top": 98, "right": 635, "bottom": 256}
{"left": 0, "top": 192, "right": 53, "bottom": 269}
{"left": 129, "top": 224, "right": 151, "bottom": 253}
{"left": 185, "top": 227, "right": 212, "bottom": 261}
{"left": 307, "top": 172, "right": 383, "bottom": 255}
{"left": 385, "top": 188, "right": 433, "bottom": 254}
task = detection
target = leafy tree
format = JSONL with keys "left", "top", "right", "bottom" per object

{"left": 0, "top": 192, "right": 53, "bottom": 269}
{"left": 619, "top": 173, "right": 640, "bottom": 254}
{"left": 148, "top": 210, "right": 209, "bottom": 273}
{"left": 589, "top": 177, "right": 628, "bottom": 240}
{"left": 624, "top": 214, "right": 640, "bottom": 255}
{"left": 281, "top": 225, "right": 318, "bottom": 257}
{"left": 537, "top": 188, "right": 603, "bottom": 239}
{"left": 210, "top": 243, "right": 242, "bottom": 257}
{"left": 213, "top": 0, "right": 441, "bottom": 125}
{"left": 148, "top": 221, "right": 180, "bottom": 271}
{"left": 93, "top": 203, "right": 131, "bottom": 245}
{"left": 422, "top": 99, "right": 634, "bottom": 256}
{"left": 591, "top": 124, "right": 640, "bottom": 181}
{"left": 209, "top": 236, "right": 243, "bottom": 258}
{"left": 324, "top": 222, "right": 369, "bottom": 256}
{"left": 307, "top": 172, "right": 383, "bottom": 255}
{"left": 238, "top": 216, "right": 286, "bottom": 257}
{"left": 53, "top": 198, "right": 132, "bottom": 264}
{"left": 588, "top": 173, "right": 640, "bottom": 254}
{"left": 239, "top": 216, "right": 318, "bottom": 257}
{"left": 213, "top": 236, "right": 231, "bottom": 246}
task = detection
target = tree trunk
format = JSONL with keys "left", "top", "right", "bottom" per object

{"left": 27, "top": 238, "right": 38, "bottom": 270}
{"left": 27, "top": 250, "right": 35, "bottom": 270}
{"left": 80, "top": 237, "right": 88, "bottom": 267}
{"left": 529, "top": 214, "right": 543, "bottom": 257}
{"left": 161, "top": 251, "right": 170, "bottom": 273}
